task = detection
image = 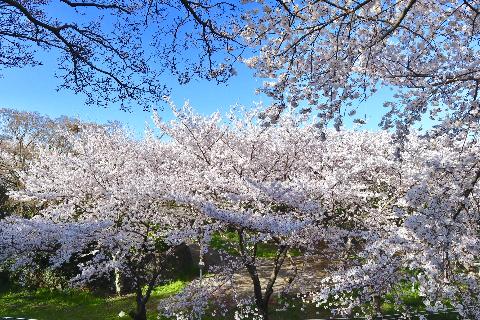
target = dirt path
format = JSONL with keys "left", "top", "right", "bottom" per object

{"left": 231, "top": 255, "right": 331, "bottom": 297}
{"left": 189, "top": 244, "right": 332, "bottom": 298}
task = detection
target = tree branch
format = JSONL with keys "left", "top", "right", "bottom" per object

{"left": 60, "top": 0, "right": 132, "bottom": 13}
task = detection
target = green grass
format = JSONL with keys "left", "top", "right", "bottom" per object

{"left": 0, "top": 280, "right": 187, "bottom": 320}
{"left": 379, "top": 281, "right": 459, "bottom": 320}
{"left": 0, "top": 286, "right": 320, "bottom": 320}
{"left": 148, "top": 280, "right": 186, "bottom": 298}
{"left": 210, "top": 231, "right": 301, "bottom": 259}
{"left": 0, "top": 283, "right": 461, "bottom": 320}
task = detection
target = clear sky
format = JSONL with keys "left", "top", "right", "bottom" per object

{"left": 0, "top": 48, "right": 270, "bottom": 134}
{"left": 0, "top": 50, "right": 395, "bottom": 136}
{"left": 0, "top": 4, "right": 395, "bottom": 135}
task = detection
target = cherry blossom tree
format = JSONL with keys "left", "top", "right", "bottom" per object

{"left": 0, "top": 108, "right": 84, "bottom": 217}
{"left": 4, "top": 0, "right": 480, "bottom": 132}
{"left": 310, "top": 133, "right": 480, "bottom": 319}
{"left": 0, "top": 124, "right": 194, "bottom": 320}
{"left": 152, "top": 101, "right": 480, "bottom": 319}
{"left": 1, "top": 101, "right": 478, "bottom": 320}
{"left": 240, "top": 0, "right": 480, "bottom": 139}
{"left": 151, "top": 101, "right": 409, "bottom": 319}
{"left": 153, "top": 104, "right": 321, "bottom": 319}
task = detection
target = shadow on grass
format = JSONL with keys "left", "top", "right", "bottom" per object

{"left": 0, "top": 280, "right": 189, "bottom": 320}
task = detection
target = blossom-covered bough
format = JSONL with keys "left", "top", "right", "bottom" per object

{"left": 149, "top": 103, "right": 386, "bottom": 318}
{"left": 309, "top": 133, "right": 480, "bottom": 318}
{"left": 3, "top": 0, "right": 480, "bottom": 137}
{"left": 240, "top": 0, "right": 480, "bottom": 143}
{"left": 158, "top": 105, "right": 331, "bottom": 319}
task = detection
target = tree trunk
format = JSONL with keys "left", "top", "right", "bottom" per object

{"left": 249, "top": 276, "right": 269, "bottom": 320}
{"left": 133, "top": 296, "right": 147, "bottom": 320}
{"left": 346, "top": 236, "right": 353, "bottom": 251}
{"left": 260, "top": 299, "right": 270, "bottom": 320}
{"left": 131, "top": 280, "right": 149, "bottom": 320}
{"left": 112, "top": 252, "right": 123, "bottom": 296}
{"left": 237, "top": 230, "right": 287, "bottom": 320}
{"left": 114, "top": 267, "right": 123, "bottom": 296}
{"left": 372, "top": 294, "right": 381, "bottom": 317}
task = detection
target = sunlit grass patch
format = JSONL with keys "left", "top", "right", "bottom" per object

{"left": 0, "top": 280, "right": 187, "bottom": 320}
{"left": 210, "top": 231, "right": 301, "bottom": 259}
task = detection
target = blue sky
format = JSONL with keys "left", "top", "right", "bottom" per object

{"left": 0, "top": 49, "right": 268, "bottom": 134}
{"left": 0, "top": 3, "right": 272, "bottom": 134}
{"left": 0, "top": 3, "right": 394, "bottom": 135}
{"left": 0, "top": 52, "right": 394, "bottom": 135}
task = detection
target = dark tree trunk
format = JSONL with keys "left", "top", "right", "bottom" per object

{"left": 372, "top": 294, "right": 381, "bottom": 316}
{"left": 237, "top": 229, "right": 290, "bottom": 320}
{"left": 131, "top": 267, "right": 161, "bottom": 320}
{"left": 260, "top": 300, "right": 270, "bottom": 320}
{"left": 133, "top": 295, "right": 147, "bottom": 320}
{"left": 133, "top": 307, "right": 146, "bottom": 320}
{"left": 250, "top": 269, "right": 269, "bottom": 319}
{"left": 132, "top": 282, "right": 148, "bottom": 320}
{"left": 260, "top": 245, "right": 288, "bottom": 320}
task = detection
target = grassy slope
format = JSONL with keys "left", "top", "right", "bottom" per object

{"left": 0, "top": 281, "right": 186, "bottom": 320}
{"left": 210, "top": 231, "right": 301, "bottom": 259}
{"left": 0, "top": 256, "right": 459, "bottom": 320}
{"left": 0, "top": 287, "right": 326, "bottom": 320}
{"left": 0, "top": 288, "right": 459, "bottom": 320}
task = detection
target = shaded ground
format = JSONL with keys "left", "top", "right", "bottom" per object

{"left": 1, "top": 246, "right": 461, "bottom": 320}
{"left": 231, "top": 255, "right": 330, "bottom": 296}
{"left": 189, "top": 243, "right": 331, "bottom": 297}
{"left": 0, "top": 286, "right": 324, "bottom": 320}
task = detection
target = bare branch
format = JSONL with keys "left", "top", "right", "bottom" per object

{"left": 60, "top": 0, "right": 132, "bottom": 13}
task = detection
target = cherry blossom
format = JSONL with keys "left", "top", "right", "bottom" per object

{"left": 240, "top": 0, "right": 480, "bottom": 140}
{"left": 2, "top": 103, "right": 479, "bottom": 320}
{"left": 1, "top": 124, "right": 195, "bottom": 320}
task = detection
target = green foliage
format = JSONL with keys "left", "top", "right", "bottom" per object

{"left": 379, "top": 280, "right": 458, "bottom": 319}
{"left": 210, "top": 230, "right": 239, "bottom": 256}
{"left": 210, "top": 231, "right": 301, "bottom": 259}
{"left": 382, "top": 279, "right": 424, "bottom": 312}
{"left": 257, "top": 243, "right": 301, "bottom": 259}
{"left": 5, "top": 264, "right": 69, "bottom": 292}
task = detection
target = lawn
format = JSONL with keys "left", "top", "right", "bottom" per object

{"left": 0, "top": 268, "right": 460, "bottom": 320}
{"left": 210, "top": 231, "right": 302, "bottom": 259}
{"left": 0, "top": 280, "right": 186, "bottom": 320}
{"left": 0, "top": 287, "right": 329, "bottom": 320}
